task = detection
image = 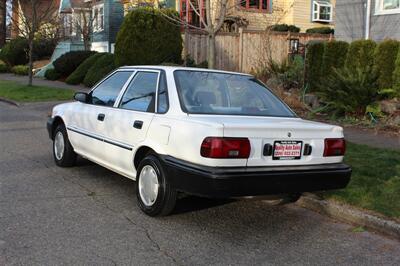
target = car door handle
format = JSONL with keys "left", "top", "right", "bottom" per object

{"left": 97, "top": 113, "right": 105, "bottom": 121}
{"left": 133, "top": 120, "right": 143, "bottom": 129}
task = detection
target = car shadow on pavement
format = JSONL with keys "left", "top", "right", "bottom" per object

{"left": 172, "top": 195, "right": 236, "bottom": 215}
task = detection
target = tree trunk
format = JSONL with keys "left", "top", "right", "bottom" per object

{"left": 208, "top": 33, "right": 216, "bottom": 69}
{"left": 28, "top": 37, "right": 34, "bottom": 86}
{"left": 0, "top": 0, "right": 6, "bottom": 47}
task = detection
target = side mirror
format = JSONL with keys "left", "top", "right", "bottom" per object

{"left": 74, "top": 92, "right": 88, "bottom": 103}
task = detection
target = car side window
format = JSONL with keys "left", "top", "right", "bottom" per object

{"left": 119, "top": 72, "right": 159, "bottom": 112}
{"left": 157, "top": 72, "right": 168, "bottom": 113}
{"left": 89, "top": 71, "right": 133, "bottom": 107}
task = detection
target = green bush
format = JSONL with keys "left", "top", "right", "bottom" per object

{"left": 83, "top": 53, "right": 116, "bottom": 87}
{"left": 66, "top": 53, "right": 104, "bottom": 85}
{"left": 33, "top": 38, "right": 57, "bottom": 59}
{"left": 306, "top": 27, "right": 334, "bottom": 34}
{"left": 321, "top": 41, "right": 349, "bottom": 79}
{"left": 305, "top": 41, "right": 325, "bottom": 91}
{"left": 270, "top": 24, "right": 300, "bottom": 33}
{"left": 115, "top": 7, "right": 182, "bottom": 66}
{"left": 11, "top": 65, "right": 29, "bottom": 75}
{"left": 374, "top": 39, "right": 400, "bottom": 90}
{"left": 393, "top": 49, "right": 400, "bottom": 95}
{"left": 345, "top": 40, "right": 376, "bottom": 71}
{"left": 0, "top": 38, "right": 28, "bottom": 66}
{"left": 53, "top": 51, "right": 96, "bottom": 77}
{"left": 319, "top": 66, "right": 379, "bottom": 116}
{"left": 0, "top": 62, "right": 9, "bottom": 72}
{"left": 44, "top": 68, "right": 61, "bottom": 81}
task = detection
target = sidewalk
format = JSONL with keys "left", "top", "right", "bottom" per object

{"left": 0, "top": 73, "right": 89, "bottom": 92}
{"left": 344, "top": 126, "right": 400, "bottom": 150}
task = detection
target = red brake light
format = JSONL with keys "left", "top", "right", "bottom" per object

{"left": 324, "top": 138, "right": 346, "bottom": 157}
{"left": 201, "top": 137, "right": 251, "bottom": 158}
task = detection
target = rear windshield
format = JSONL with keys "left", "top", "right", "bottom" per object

{"left": 174, "top": 70, "right": 296, "bottom": 117}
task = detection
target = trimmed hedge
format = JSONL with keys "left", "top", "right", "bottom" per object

{"left": 393, "top": 49, "right": 400, "bottom": 95}
{"left": 53, "top": 51, "right": 96, "bottom": 76}
{"left": 305, "top": 41, "right": 325, "bottom": 91}
{"left": 44, "top": 68, "right": 61, "bottom": 81}
{"left": 66, "top": 53, "right": 105, "bottom": 85}
{"left": 345, "top": 40, "right": 376, "bottom": 71}
{"left": 374, "top": 39, "right": 400, "bottom": 90}
{"left": 115, "top": 7, "right": 182, "bottom": 66}
{"left": 321, "top": 41, "right": 349, "bottom": 79}
{"left": 270, "top": 24, "right": 300, "bottom": 33}
{"left": 0, "top": 38, "right": 28, "bottom": 66}
{"left": 306, "top": 27, "right": 334, "bottom": 34}
{"left": 11, "top": 65, "right": 29, "bottom": 75}
{"left": 83, "top": 53, "right": 116, "bottom": 87}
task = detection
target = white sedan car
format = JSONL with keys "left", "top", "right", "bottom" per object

{"left": 47, "top": 66, "right": 351, "bottom": 216}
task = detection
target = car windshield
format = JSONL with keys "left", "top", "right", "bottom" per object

{"left": 174, "top": 70, "right": 296, "bottom": 117}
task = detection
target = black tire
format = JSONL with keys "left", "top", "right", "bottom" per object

{"left": 53, "top": 124, "right": 77, "bottom": 167}
{"left": 136, "top": 154, "right": 177, "bottom": 216}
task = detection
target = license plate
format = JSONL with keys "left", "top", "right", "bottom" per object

{"left": 273, "top": 141, "right": 302, "bottom": 160}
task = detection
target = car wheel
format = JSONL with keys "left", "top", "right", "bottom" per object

{"left": 53, "top": 124, "right": 77, "bottom": 167}
{"left": 136, "top": 154, "right": 177, "bottom": 216}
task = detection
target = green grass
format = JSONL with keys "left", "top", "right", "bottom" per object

{"left": 0, "top": 80, "right": 74, "bottom": 102}
{"left": 325, "top": 142, "right": 400, "bottom": 219}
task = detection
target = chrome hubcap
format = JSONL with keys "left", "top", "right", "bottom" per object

{"left": 138, "top": 165, "right": 159, "bottom": 206}
{"left": 54, "top": 131, "right": 65, "bottom": 160}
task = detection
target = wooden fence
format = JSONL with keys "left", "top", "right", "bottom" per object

{"left": 184, "top": 30, "right": 332, "bottom": 73}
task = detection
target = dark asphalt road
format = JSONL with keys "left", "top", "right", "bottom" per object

{"left": 1, "top": 101, "right": 399, "bottom": 265}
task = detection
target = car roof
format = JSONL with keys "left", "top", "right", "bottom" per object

{"left": 118, "top": 65, "right": 253, "bottom": 76}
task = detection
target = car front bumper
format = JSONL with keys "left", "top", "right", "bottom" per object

{"left": 160, "top": 156, "right": 352, "bottom": 198}
{"left": 47, "top": 117, "right": 55, "bottom": 140}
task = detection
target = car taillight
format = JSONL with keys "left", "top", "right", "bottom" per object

{"left": 324, "top": 138, "right": 346, "bottom": 157}
{"left": 200, "top": 137, "right": 251, "bottom": 159}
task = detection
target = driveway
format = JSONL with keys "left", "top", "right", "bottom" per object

{"left": 1, "top": 101, "right": 399, "bottom": 265}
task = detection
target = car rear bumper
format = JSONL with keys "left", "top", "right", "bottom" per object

{"left": 160, "top": 156, "right": 352, "bottom": 198}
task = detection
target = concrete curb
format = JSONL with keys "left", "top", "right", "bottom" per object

{"left": 297, "top": 194, "right": 400, "bottom": 239}
{"left": 0, "top": 97, "right": 19, "bottom": 107}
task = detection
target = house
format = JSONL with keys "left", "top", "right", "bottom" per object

{"left": 120, "top": 0, "right": 177, "bottom": 14}
{"left": 179, "top": 0, "right": 336, "bottom": 32}
{"left": 59, "top": 0, "right": 124, "bottom": 53}
{"left": 335, "top": 0, "right": 400, "bottom": 42}
{"left": 10, "top": 0, "right": 61, "bottom": 39}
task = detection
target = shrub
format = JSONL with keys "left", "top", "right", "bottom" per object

{"left": 321, "top": 41, "right": 349, "bottom": 79}
{"left": 0, "top": 62, "right": 9, "bottom": 72}
{"left": 66, "top": 53, "right": 105, "bottom": 85}
{"left": 306, "top": 27, "right": 334, "bottom": 34}
{"left": 33, "top": 38, "right": 57, "bottom": 59}
{"left": 11, "top": 65, "right": 29, "bottom": 75}
{"left": 0, "top": 38, "right": 28, "bottom": 66}
{"left": 83, "top": 53, "right": 116, "bottom": 87}
{"left": 53, "top": 50, "right": 96, "bottom": 76}
{"left": 44, "top": 68, "right": 61, "bottom": 81}
{"left": 305, "top": 41, "right": 325, "bottom": 91}
{"left": 374, "top": 39, "right": 400, "bottom": 90}
{"left": 115, "top": 7, "right": 182, "bottom": 66}
{"left": 393, "top": 49, "right": 400, "bottom": 95}
{"left": 319, "top": 66, "right": 379, "bottom": 116}
{"left": 270, "top": 24, "right": 300, "bottom": 33}
{"left": 345, "top": 39, "right": 376, "bottom": 71}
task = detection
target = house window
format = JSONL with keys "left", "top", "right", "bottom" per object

{"left": 376, "top": 0, "right": 400, "bottom": 14}
{"left": 93, "top": 4, "right": 104, "bottom": 32}
{"left": 312, "top": 1, "right": 333, "bottom": 23}
{"left": 240, "top": 0, "right": 270, "bottom": 12}
{"left": 180, "top": 0, "right": 206, "bottom": 28}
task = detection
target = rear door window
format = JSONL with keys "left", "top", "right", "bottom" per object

{"left": 119, "top": 71, "right": 159, "bottom": 112}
